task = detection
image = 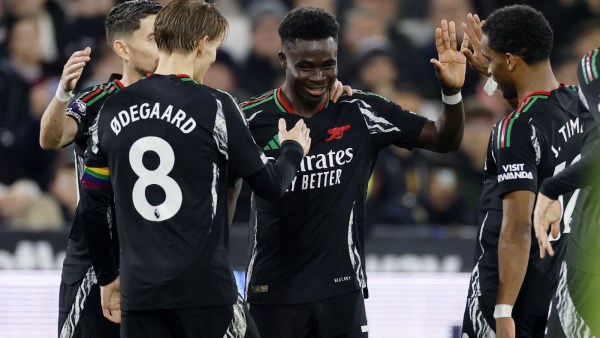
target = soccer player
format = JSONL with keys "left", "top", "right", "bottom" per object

{"left": 533, "top": 48, "right": 600, "bottom": 337}
{"left": 459, "top": 5, "right": 589, "bottom": 338}
{"left": 239, "top": 7, "right": 466, "bottom": 337}
{"left": 38, "top": 1, "right": 161, "bottom": 337}
{"left": 78, "top": 1, "right": 311, "bottom": 337}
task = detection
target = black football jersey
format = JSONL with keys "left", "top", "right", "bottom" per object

{"left": 61, "top": 75, "right": 124, "bottom": 284}
{"left": 84, "top": 74, "right": 268, "bottom": 310}
{"left": 469, "top": 86, "right": 586, "bottom": 301}
{"left": 241, "top": 88, "right": 427, "bottom": 304}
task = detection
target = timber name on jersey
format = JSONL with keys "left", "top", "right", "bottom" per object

{"left": 468, "top": 86, "right": 587, "bottom": 303}
{"left": 241, "top": 88, "right": 427, "bottom": 304}
{"left": 84, "top": 74, "right": 268, "bottom": 310}
{"left": 61, "top": 75, "right": 124, "bottom": 284}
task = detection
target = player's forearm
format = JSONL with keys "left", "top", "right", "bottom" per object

{"left": 246, "top": 140, "right": 303, "bottom": 200}
{"left": 39, "top": 98, "right": 74, "bottom": 149}
{"left": 79, "top": 189, "right": 119, "bottom": 286}
{"left": 434, "top": 97, "right": 465, "bottom": 152}
{"left": 496, "top": 218, "right": 531, "bottom": 305}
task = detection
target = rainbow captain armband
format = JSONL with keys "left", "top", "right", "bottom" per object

{"left": 81, "top": 166, "right": 112, "bottom": 190}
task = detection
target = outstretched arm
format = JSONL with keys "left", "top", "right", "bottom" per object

{"left": 40, "top": 47, "right": 91, "bottom": 149}
{"left": 417, "top": 20, "right": 466, "bottom": 152}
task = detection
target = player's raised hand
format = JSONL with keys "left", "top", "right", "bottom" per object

{"left": 100, "top": 276, "right": 121, "bottom": 324}
{"left": 461, "top": 13, "right": 489, "bottom": 76}
{"left": 60, "top": 47, "right": 91, "bottom": 93}
{"left": 278, "top": 118, "right": 311, "bottom": 156}
{"left": 329, "top": 79, "right": 353, "bottom": 103}
{"left": 533, "top": 192, "right": 562, "bottom": 258}
{"left": 430, "top": 20, "right": 467, "bottom": 91}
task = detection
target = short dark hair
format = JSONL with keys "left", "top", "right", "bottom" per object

{"left": 482, "top": 4, "right": 553, "bottom": 64}
{"left": 278, "top": 7, "right": 339, "bottom": 47}
{"left": 155, "top": 0, "right": 228, "bottom": 54}
{"left": 105, "top": 0, "right": 162, "bottom": 46}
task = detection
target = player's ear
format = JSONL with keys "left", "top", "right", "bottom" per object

{"left": 196, "top": 35, "right": 209, "bottom": 56}
{"left": 278, "top": 50, "right": 287, "bottom": 69}
{"left": 506, "top": 52, "right": 519, "bottom": 72}
{"left": 113, "top": 39, "right": 130, "bottom": 61}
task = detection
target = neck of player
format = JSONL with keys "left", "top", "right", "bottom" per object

{"left": 281, "top": 81, "right": 324, "bottom": 118}
{"left": 154, "top": 51, "right": 199, "bottom": 82}
{"left": 120, "top": 67, "right": 143, "bottom": 87}
{"left": 516, "top": 60, "right": 560, "bottom": 101}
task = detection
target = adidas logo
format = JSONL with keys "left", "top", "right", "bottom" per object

{"left": 263, "top": 134, "right": 280, "bottom": 150}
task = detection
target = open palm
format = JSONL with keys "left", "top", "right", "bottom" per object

{"left": 431, "top": 20, "right": 467, "bottom": 90}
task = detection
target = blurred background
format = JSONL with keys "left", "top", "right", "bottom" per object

{"left": 0, "top": 0, "right": 597, "bottom": 337}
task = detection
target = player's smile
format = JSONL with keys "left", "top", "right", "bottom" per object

{"left": 304, "top": 83, "right": 328, "bottom": 97}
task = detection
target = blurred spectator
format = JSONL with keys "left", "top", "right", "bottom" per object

{"left": 0, "top": 179, "right": 64, "bottom": 231}
{"left": 0, "top": 17, "right": 56, "bottom": 192}
{"left": 367, "top": 146, "right": 430, "bottom": 226}
{"left": 49, "top": 161, "right": 77, "bottom": 223}
{"left": 204, "top": 50, "right": 250, "bottom": 101}
{"left": 0, "top": 16, "right": 60, "bottom": 232}
{"left": 5, "top": 0, "right": 66, "bottom": 72}
{"left": 355, "top": 47, "right": 424, "bottom": 113}
{"left": 292, "top": 0, "right": 335, "bottom": 14}
{"left": 338, "top": 5, "right": 391, "bottom": 83}
{"left": 61, "top": 0, "right": 116, "bottom": 61}
{"left": 352, "top": 0, "right": 400, "bottom": 26}
{"left": 238, "top": 0, "right": 287, "bottom": 95}
{"left": 419, "top": 166, "right": 469, "bottom": 226}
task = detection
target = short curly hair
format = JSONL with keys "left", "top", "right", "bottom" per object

{"left": 278, "top": 7, "right": 339, "bottom": 47}
{"left": 482, "top": 5, "right": 553, "bottom": 64}
{"left": 105, "top": 0, "right": 162, "bottom": 46}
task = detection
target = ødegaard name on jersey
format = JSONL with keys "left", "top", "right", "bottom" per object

{"left": 110, "top": 102, "right": 197, "bottom": 135}
{"left": 273, "top": 148, "right": 354, "bottom": 192}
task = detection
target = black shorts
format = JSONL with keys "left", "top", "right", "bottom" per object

{"left": 545, "top": 261, "right": 600, "bottom": 337}
{"left": 462, "top": 266, "right": 554, "bottom": 338}
{"left": 58, "top": 268, "right": 120, "bottom": 338}
{"left": 249, "top": 289, "right": 368, "bottom": 338}
{"left": 121, "top": 294, "right": 258, "bottom": 338}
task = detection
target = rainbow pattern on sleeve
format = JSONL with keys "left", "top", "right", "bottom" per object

{"left": 81, "top": 166, "right": 112, "bottom": 190}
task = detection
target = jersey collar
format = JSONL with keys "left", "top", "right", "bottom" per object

{"left": 516, "top": 84, "right": 565, "bottom": 109}
{"left": 274, "top": 86, "right": 330, "bottom": 115}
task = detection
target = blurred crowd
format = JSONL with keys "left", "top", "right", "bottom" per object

{"left": 0, "top": 0, "right": 598, "bottom": 232}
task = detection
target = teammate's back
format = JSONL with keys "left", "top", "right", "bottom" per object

{"left": 92, "top": 74, "right": 272, "bottom": 309}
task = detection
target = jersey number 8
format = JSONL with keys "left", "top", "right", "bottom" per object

{"left": 129, "top": 136, "right": 182, "bottom": 221}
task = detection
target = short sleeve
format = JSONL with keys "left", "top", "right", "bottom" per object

{"left": 495, "top": 120, "right": 540, "bottom": 197}
{"left": 220, "top": 93, "right": 267, "bottom": 178}
{"left": 358, "top": 93, "right": 427, "bottom": 150}
{"left": 66, "top": 87, "right": 101, "bottom": 146}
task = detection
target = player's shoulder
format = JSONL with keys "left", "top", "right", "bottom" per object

{"left": 492, "top": 109, "right": 538, "bottom": 150}
{"left": 239, "top": 89, "right": 276, "bottom": 114}
{"left": 74, "top": 78, "right": 125, "bottom": 108}
{"left": 338, "top": 90, "right": 392, "bottom": 104}
{"left": 524, "top": 86, "right": 578, "bottom": 115}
